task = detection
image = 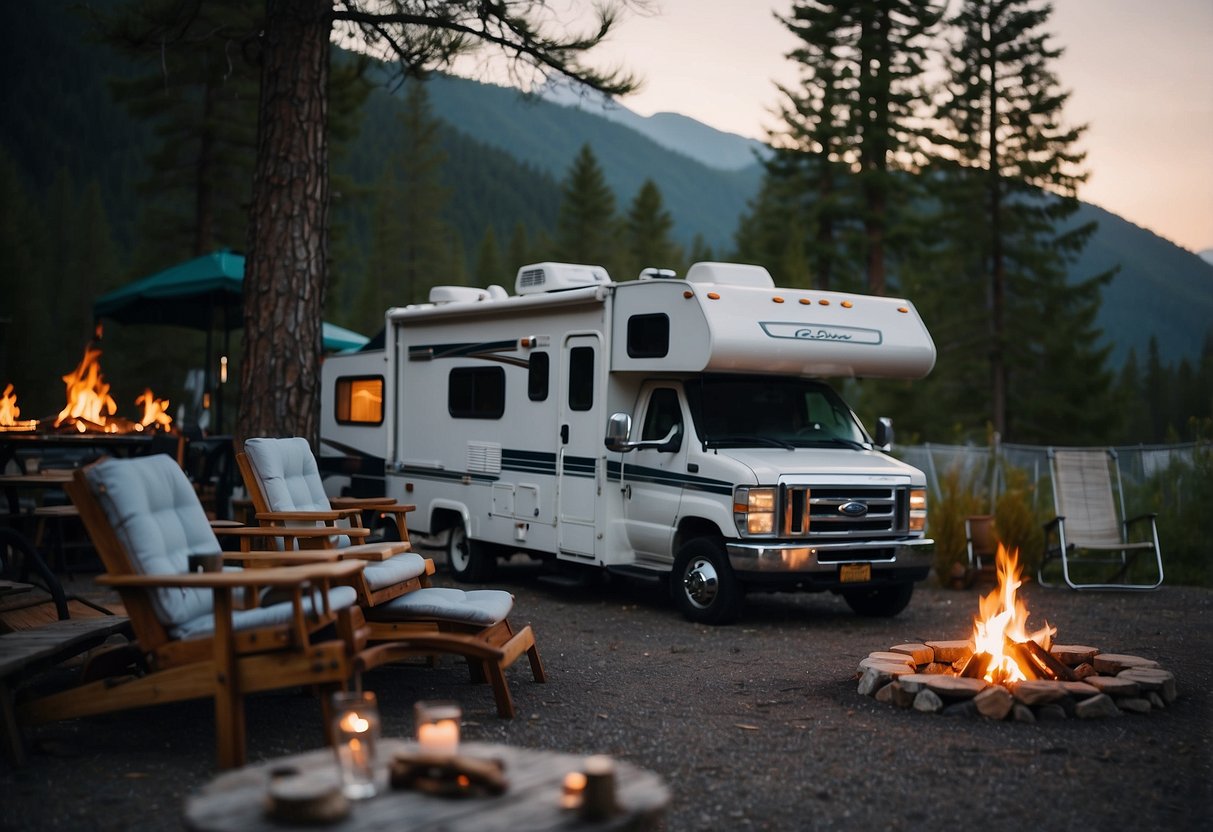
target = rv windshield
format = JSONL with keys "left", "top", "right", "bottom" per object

{"left": 685, "top": 375, "right": 870, "bottom": 450}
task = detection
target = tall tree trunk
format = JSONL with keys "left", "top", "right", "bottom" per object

{"left": 986, "top": 42, "right": 1007, "bottom": 439}
{"left": 238, "top": 0, "right": 330, "bottom": 447}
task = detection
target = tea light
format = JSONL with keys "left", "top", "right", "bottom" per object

{"left": 332, "top": 691, "right": 380, "bottom": 799}
{"left": 414, "top": 701, "right": 461, "bottom": 757}
{"left": 561, "top": 771, "right": 587, "bottom": 809}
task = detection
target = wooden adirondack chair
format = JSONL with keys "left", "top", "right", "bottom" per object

{"left": 237, "top": 437, "right": 546, "bottom": 717}
{"left": 16, "top": 454, "right": 370, "bottom": 769}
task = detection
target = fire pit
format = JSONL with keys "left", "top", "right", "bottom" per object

{"left": 2, "top": 342, "right": 177, "bottom": 476}
{"left": 856, "top": 546, "right": 1176, "bottom": 721}
{"left": 1, "top": 342, "right": 173, "bottom": 437}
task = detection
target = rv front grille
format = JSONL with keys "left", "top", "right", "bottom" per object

{"left": 779, "top": 485, "right": 907, "bottom": 538}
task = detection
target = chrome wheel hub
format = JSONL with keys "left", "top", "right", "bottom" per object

{"left": 683, "top": 557, "right": 719, "bottom": 609}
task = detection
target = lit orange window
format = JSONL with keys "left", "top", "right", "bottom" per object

{"left": 336, "top": 376, "right": 384, "bottom": 425}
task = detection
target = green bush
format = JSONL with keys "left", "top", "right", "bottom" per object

{"left": 928, "top": 463, "right": 988, "bottom": 585}
{"left": 994, "top": 466, "right": 1046, "bottom": 577}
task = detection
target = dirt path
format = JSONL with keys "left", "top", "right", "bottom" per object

{"left": 4, "top": 563, "right": 1209, "bottom": 831}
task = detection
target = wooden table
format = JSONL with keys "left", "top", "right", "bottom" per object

{"left": 0, "top": 614, "right": 132, "bottom": 765}
{"left": 0, "top": 469, "right": 74, "bottom": 517}
{"left": 183, "top": 739, "right": 670, "bottom": 831}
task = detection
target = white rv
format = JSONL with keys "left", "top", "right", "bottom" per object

{"left": 321, "top": 262, "right": 936, "bottom": 623}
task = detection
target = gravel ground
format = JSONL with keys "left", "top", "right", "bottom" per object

{"left": 3, "top": 551, "right": 1210, "bottom": 832}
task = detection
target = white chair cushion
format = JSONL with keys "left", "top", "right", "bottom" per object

{"left": 86, "top": 453, "right": 358, "bottom": 639}
{"left": 361, "top": 552, "right": 428, "bottom": 592}
{"left": 86, "top": 454, "right": 220, "bottom": 631}
{"left": 243, "top": 437, "right": 331, "bottom": 513}
{"left": 173, "top": 585, "right": 359, "bottom": 641}
{"left": 368, "top": 587, "right": 514, "bottom": 626}
{"left": 244, "top": 436, "right": 350, "bottom": 547}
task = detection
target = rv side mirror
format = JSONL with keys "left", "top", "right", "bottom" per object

{"left": 605, "top": 412, "right": 633, "bottom": 452}
{"left": 874, "top": 417, "right": 893, "bottom": 450}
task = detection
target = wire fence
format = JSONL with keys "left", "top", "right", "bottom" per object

{"left": 897, "top": 441, "right": 1201, "bottom": 513}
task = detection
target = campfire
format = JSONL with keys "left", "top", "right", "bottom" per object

{"left": 2, "top": 342, "right": 173, "bottom": 435}
{"left": 856, "top": 544, "right": 1176, "bottom": 721}
{"left": 0, "top": 384, "right": 39, "bottom": 432}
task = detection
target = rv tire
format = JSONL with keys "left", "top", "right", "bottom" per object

{"left": 447, "top": 521, "right": 497, "bottom": 583}
{"left": 840, "top": 581, "right": 914, "bottom": 617}
{"left": 671, "top": 537, "right": 744, "bottom": 625}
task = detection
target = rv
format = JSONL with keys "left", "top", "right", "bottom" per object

{"left": 321, "top": 262, "right": 936, "bottom": 623}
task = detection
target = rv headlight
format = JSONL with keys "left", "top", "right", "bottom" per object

{"left": 909, "top": 488, "right": 927, "bottom": 532}
{"left": 734, "top": 487, "right": 776, "bottom": 536}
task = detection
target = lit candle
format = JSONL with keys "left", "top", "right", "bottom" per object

{"left": 332, "top": 691, "right": 380, "bottom": 800}
{"left": 561, "top": 771, "right": 587, "bottom": 809}
{"left": 414, "top": 701, "right": 462, "bottom": 757}
{"left": 417, "top": 718, "right": 460, "bottom": 756}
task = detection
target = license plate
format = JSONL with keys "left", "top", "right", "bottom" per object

{"left": 839, "top": 563, "right": 871, "bottom": 583}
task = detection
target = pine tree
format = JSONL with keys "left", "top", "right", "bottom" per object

{"left": 101, "top": 0, "right": 261, "bottom": 263}
{"left": 768, "top": 0, "right": 940, "bottom": 294}
{"left": 621, "top": 180, "right": 682, "bottom": 280}
{"left": 238, "top": 2, "right": 635, "bottom": 443}
{"left": 555, "top": 144, "right": 619, "bottom": 274}
{"left": 506, "top": 222, "right": 531, "bottom": 275}
{"left": 359, "top": 79, "right": 453, "bottom": 327}
{"left": 932, "top": 0, "right": 1111, "bottom": 442}
{"left": 473, "top": 225, "right": 505, "bottom": 287}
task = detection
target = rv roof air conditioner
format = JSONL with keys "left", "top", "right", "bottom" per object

{"left": 685, "top": 262, "right": 775, "bottom": 289}
{"left": 515, "top": 262, "right": 610, "bottom": 296}
{"left": 639, "top": 268, "right": 678, "bottom": 280}
{"left": 428, "top": 285, "right": 505, "bottom": 305}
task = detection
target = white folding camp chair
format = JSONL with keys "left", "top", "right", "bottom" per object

{"left": 1039, "top": 448, "right": 1163, "bottom": 590}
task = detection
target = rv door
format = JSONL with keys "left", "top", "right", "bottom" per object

{"left": 556, "top": 334, "right": 602, "bottom": 557}
{"left": 619, "top": 383, "right": 687, "bottom": 568}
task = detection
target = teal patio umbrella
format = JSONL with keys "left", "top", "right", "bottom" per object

{"left": 94, "top": 250, "right": 367, "bottom": 431}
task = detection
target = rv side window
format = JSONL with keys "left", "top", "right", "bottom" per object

{"left": 528, "top": 352, "right": 550, "bottom": 401}
{"left": 448, "top": 367, "right": 505, "bottom": 419}
{"left": 334, "top": 375, "right": 384, "bottom": 425}
{"left": 627, "top": 314, "right": 669, "bottom": 358}
{"left": 568, "top": 347, "right": 594, "bottom": 411}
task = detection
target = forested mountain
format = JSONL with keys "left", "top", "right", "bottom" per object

{"left": 2, "top": 1, "right": 1210, "bottom": 386}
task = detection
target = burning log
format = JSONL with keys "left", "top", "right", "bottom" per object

{"left": 958, "top": 652, "right": 991, "bottom": 680}
{"left": 1020, "top": 639, "right": 1077, "bottom": 681}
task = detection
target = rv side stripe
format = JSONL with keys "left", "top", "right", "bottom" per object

{"left": 409, "top": 340, "right": 518, "bottom": 360}
{"left": 606, "top": 461, "right": 732, "bottom": 495}
{"left": 502, "top": 449, "right": 557, "bottom": 475}
{"left": 497, "top": 450, "right": 597, "bottom": 479}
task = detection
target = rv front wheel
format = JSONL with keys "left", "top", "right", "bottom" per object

{"left": 447, "top": 521, "right": 496, "bottom": 583}
{"left": 672, "top": 537, "right": 744, "bottom": 625}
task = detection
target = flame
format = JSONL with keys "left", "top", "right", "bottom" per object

{"left": 970, "top": 544, "right": 1055, "bottom": 684}
{"left": 1, "top": 384, "right": 39, "bottom": 431}
{"left": 54, "top": 345, "right": 117, "bottom": 429}
{"left": 49, "top": 344, "right": 172, "bottom": 434}
{"left": 136, "top": 388, "right": 173, "bottom": 430}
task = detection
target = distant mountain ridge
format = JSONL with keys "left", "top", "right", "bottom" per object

{"left": 538, "top": 81, "right": 770, "bottom": 171}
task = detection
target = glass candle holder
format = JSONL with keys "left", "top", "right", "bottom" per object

{"left": 332, "top": 690, "right": 380, "bottom": 799}
{"left": 414, "top": 700, "right": 461, "bottom": 757}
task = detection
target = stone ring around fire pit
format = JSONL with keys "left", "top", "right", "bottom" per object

{"left": 856, "top": 642, "right": 1177, "bottom": 721}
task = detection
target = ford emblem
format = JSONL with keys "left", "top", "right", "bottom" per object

{"left": 839, "top": 501, "right": 868, "bottom": 517}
